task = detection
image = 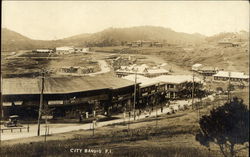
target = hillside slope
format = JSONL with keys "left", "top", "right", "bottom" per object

{"left": 63, "top": 26, "right": 206, "bottom": 46}
{"left": 1, "top": 26, "right": 206, "bottom": 51}
{"left": 1, "top": 28, "right": 67, "bottom": 51}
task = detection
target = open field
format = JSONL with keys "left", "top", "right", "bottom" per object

{"left": 1, "top": 51, "right": 104, "bottom": 78}
{"left": 1, "top": 94, "right": 248, "bottom": 157}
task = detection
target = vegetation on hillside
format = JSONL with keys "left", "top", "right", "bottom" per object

{"left": 196, "top": 97, "right": 249, "bottom": 157}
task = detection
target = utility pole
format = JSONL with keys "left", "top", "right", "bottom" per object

{"left": 0, "top": 76, "right": 3, "bottom": 118}
{"left": 191, "top": 71, "right": 195, "bottom": 110}
{"left": 133, "top": 69, "right": 137, "bottom": 120}
{"left": 155, "top": 83, "right": 160, "bottom": 127}
{"left": 227, "top": 72, "right": 231, "bottom": 102}
{"left": 37, "top": 70, "right": 45, "bottom": 136}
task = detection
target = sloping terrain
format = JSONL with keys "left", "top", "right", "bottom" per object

{"left": 1, "top": 26, "right": 206, "bottom": 51}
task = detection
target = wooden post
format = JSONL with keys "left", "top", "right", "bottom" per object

{"left": 92, "top": 120, "right": 95, "bottom": 136}
{"left": 192, "top": 72, "right": 195, "bottom": 109}
{"left": 37, "top": 71, "right": 45, "bottom": 136}
{"left": 133, "top": 70, "right": 137, "bottom": 120}
{"left": 227, "top": 72, "right": 231, "bottom": 102}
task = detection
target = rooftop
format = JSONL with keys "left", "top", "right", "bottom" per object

{"left": 56, "top": 46, "right": 74, "bottom": 51}
{"left": 155, "top": 75, "right": 202, "bottom": 84}
{"left": 2, "top": 76, "right": 135, "bottom": 95}
{"left": 213, "top": 71, "right": 249, "bottom": 79}
{"left": 122, "top": 75, "right": 162, "bottom": 87}
{"left": 199, "top": 66, "right": 217, "bottom": 71}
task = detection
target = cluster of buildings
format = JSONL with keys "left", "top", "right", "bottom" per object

{"left": 126, "top": 40, "right": 163, "bottom": 47}
{"left": 192, "top": 63, "right": 249, "bottom": 84}
{"left": 123, "top": 74, "right": 202, "bottom": 102}
{"left": 106, "top": 55, "right": 137, "bottom": 70}
{"left": 32, "top": 47, "right": 90, "bottom": 55}
{"left": 59, "top": 66, "right": 94, "bottom": 74}
{"left": 116, "top": 64, "right": 169, "bottom": 78}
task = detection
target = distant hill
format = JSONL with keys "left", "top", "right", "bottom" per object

{"left": 2, "top": 28, "right": 35, "bottom": 51}
{"left": 2, "top": 26, "right": 248, "bottom": 52}
{"left": 1, "top": 28, "right": 66, "bottom": 51}
{"left": 62, "top": 26, "right": 207, "bottom": 46}
{"left": 1, "top": 26, "right": 207, "bottom": 51}
{"left": 205, "top": 31, "right": 249, "bottom": 43}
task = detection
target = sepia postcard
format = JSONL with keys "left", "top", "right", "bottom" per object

{"left": 1, "top": 1, "right": 249, "bottom": 157}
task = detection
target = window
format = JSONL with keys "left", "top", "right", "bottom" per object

{"left": 167, "top": 84, "right": 175, "bottom": 89}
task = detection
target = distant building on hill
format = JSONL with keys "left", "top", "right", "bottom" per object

{"left": 127, "top": 40, "right": 163, "bottom": 47}
{"left": 32, "top": 49, "right": 53, "bottom": 53}
{"left": 56, "top": 46, "right": 74, "bottom": 54}
{"left": 218, "top": 41, "right": 240, "bottom": 47}
{"left": 192, "top": 63, "right": 203, "bottom": 71}
{"left": 74, "top": 47, "right": 90, "bottom": 53}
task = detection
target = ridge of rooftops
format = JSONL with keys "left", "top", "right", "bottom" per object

{"left": 2, "top": 76, "right": 136, "bottom": 95}
{"left": 122, "top": 74, "right": 202, "bottom": 86}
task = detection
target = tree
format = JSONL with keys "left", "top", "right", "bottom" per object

{"left": 196, "top": 97, "right": 249, "bottom": 157}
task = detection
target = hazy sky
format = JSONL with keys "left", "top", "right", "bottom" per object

{"left": 2, "top": 1, "right": 249, "bottom": 40}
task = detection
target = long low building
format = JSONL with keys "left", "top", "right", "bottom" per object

{"left": 2, "top": 76, "right": 136, "bottom": 119}
{"left": 213, "top": 71, "right": 249, "bottom": 83}
{"left": 55, "top": 46, "right": 74, "bottom": 54}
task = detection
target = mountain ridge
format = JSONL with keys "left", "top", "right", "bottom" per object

{"left": 1, "top": 26, "right": 248, "bottom": 51}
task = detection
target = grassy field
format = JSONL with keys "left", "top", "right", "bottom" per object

{"left": 1, "top": 95, "right": 248, "bottom": 157}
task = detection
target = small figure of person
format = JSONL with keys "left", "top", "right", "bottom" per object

{"left": 79, "top": 112, "right": 83, "bottom": 123}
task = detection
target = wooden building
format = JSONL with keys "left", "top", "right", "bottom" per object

{"left": 122, "top": 75, "right": 165, "bottom": 108}
{"left": 2, "top": 76, "right": 135, "bottom": 119}
{"left": 213, "top": 71, "right": 249, "bottom": 83}
{"left": 155, "top": 75, "right": 203, "bottom": 99}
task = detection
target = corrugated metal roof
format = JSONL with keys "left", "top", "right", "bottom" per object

{"left": 122, "top": 75, "right": 162, "bottom": 87}
{"left": 2, "top": 76, "right": 134, "bottom": 95}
